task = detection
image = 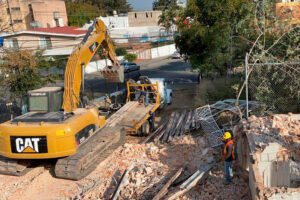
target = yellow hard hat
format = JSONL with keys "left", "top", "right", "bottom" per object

{"left": 223, "top": 132, "right": 232, "bottom": 140}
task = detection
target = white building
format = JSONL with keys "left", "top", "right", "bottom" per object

{"left": 81, "top": 12, "right": 168, "bottom": 44}
{"left": 177, "top": 0, "right": 185, "bottom": 7}
{"left": 82, "top": 11, "right": 129, "bottom": 30}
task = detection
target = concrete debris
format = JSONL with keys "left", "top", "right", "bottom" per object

{"left": 234, "top": 114, "right": 300, "bottom": 199}
{"left": 72, "top": 136, "right": 249, "bottom": 200}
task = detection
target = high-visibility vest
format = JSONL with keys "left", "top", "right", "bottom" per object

{"left": 223, "top": 140, "right": 235, "bottom": 159}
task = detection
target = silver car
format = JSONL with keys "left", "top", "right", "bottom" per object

{"left": 171, "top": 51, "right": 181, "bottom": 59}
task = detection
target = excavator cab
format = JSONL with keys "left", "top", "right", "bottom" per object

{"left": 27, "top": 87, "right": 63, "bottom": 113}
{"left": 14, "top": 87, "right": 65, "bottom": 123}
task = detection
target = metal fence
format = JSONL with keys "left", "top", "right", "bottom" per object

{"left": 245, "top": 53, "right": 300, "bottom": 115}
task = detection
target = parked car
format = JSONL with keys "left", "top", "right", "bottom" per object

{"left": 121, "top": 62, "right": 140, "bottom": 73}
{"left": 171, "top": 51, "right": 181, "bottom": 59}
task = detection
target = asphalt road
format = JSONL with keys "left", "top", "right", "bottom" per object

{"left": 140, "top": 56, "right": 200, "bottom": 83}
{"left": 84, "top": 56, "right": 200, "bottom": 97}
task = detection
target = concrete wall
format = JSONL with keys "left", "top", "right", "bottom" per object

{"left": 128, "top": 11, "right": 162, "bottom": 27}
{"left": 151, "top": 44, "right": 176, "bottom": 59}
{"left": 85, "top": 56, "right": 124, "bottom": 74}
{"left": 85, "top": 44, "right": 176, "bottom": 74}
{"left": 234, "top": 124, "right": 300, "bottom": 200}
{"left": 99, "top": 15, "right": 129, "bottom": 29}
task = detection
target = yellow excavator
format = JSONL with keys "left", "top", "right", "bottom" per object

{"left": 0, "top": 20, "right": 125, "bottom": 180}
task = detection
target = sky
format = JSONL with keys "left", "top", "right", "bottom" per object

{"left": 127, "top": 0, "right": 186, "bottom": 11}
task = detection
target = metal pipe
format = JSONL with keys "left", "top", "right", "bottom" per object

{"left": 245, "top": 53, "right": 249, "bottom": 119}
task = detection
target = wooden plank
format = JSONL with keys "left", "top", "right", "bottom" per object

{"left": 174, "top": 110, "right": 187, "bottom": 137}
{"left": 179, "top": 111, "right": 190, "bottom": 136}
{"left": 111, "top": 168, "right": 129, "bottom": 200}
{"left": 167, "top": 112, "right": 180, "bottom": 142}
{"left": 166, "top": 162, "right": 215, "bottom": 200}
{"left": 161, "top": 112, "right": 176, "bottom": 143}
{"left": 141, "top": 119, "right": 168, "bottom": 144}
{"left": 184, "top": 111, "right": 193, "bottom": 133}
{"left": 152, "top": 163, "right": 187, "bottom": 200}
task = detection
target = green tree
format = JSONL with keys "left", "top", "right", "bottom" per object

{"left": 153, "top": 0, "right": 177, "bottom": 10}
{"left": 175, "top": 0, "right": 253, "bottom": 75}
{"left": 0, "top": 50, "right": 43, "bottom": 98}
{"left": 65, "top": 1, "right": 102, "bottom": 26}
{"left": 65, "top": 0, "right": 132, "bottom": 26}
{"left": 115, "top": 47, "right": 127, "bottom": 56}
{"left": 124, "top": 53, "right": 137, "bottom": 62}
{"left": 158, "top": 7, "right": 183, "bottom": 32}
{"left": 100, "top": 0, "right": 132, "bottom": 15}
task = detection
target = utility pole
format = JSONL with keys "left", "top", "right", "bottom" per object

{"left": 6, "top": 0, "right": 14, "bottom": 32}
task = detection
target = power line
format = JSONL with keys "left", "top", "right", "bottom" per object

{"left": 10, "top": 36, "right": 175, "bottom": 42}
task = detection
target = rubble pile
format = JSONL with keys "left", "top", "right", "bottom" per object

{"left": 244, "top": 114, "right": 300, "bottom": 161}
{"left": 234, "top": 114, "right": 300, "bottom": 199}
{"left": 72, "top": 135, "right": 250, "bottom": 200}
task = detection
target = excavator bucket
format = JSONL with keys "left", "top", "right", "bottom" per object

{"left": 100, "top": 66, "right": 124, "bottom": 83}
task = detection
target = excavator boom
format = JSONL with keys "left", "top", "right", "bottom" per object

{"left": 62, "top": 20, "right": 124, "bottom": 112}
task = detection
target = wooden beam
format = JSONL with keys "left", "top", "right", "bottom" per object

{"left": 141, "top": 119, "right": 168, "bottom": 144}
{"left": 173, "top": 110, "right": 186, "bottom": 137}
{"left": 166, "top": 162, "right": 215, "bottom": 200}
{"left": 152, "top": 163, "right": 187, "bottom": 200}
{"left": 111, "top": 168, "right": 129, "bottom": 200}
{"left": 161, "top": 112, "right": 176, "bottom": 143}
{"left": 167, "top": 112, "right": 180, "bottom": 142}
{"left": 184, "top": 111, "right": 193, "bottom": 133}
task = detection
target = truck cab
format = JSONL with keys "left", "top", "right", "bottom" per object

{"left": 148, "top": 78, "right": 172, "bottom": 109}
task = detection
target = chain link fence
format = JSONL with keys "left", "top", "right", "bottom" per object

{"left": 248, "top": 64, "right": 300, "bottom": 114}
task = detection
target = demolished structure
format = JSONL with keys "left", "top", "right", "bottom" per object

{"left": 234, "top": 114, "right": 300, "bottom": 199}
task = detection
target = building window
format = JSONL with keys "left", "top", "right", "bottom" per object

{"left": 6, "top": 8, "right": 10, "bottom": 14}
{"left": 14, "top": 19, "right": 23, "bottom": 24}
{"left": 53, "top": 11, "right": 60, "bottom": 19}
{"left": 146, "top": 12, "right": 148, "bottom": 18}
{"left": 6, "top": 38, "right": 19, "bottom": 49}
{"left": 13, "top": 20, "right": 23, "bottom": 24}
{"left": 151, "top": 12, "right": 153, "bottom": 18}
{"left": 39, "top": 37, "right": 52, "bottom": 49}
{"left": 11, "top": 7, "right": 21, "bottom": 11}
{"left": 135, "top": 13, "right": 137, "bottom": 18}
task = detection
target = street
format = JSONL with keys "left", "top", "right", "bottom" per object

{"left": 85, "top": 56, "right": 200, "bottom": 99}
{"left": 139, "top": 56, "right": 199, "bottom": 83}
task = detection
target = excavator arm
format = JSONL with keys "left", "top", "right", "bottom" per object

{"left": 62, "top": 19, "right": 124, "bottom": 112}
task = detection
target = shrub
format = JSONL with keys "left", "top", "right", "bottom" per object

{"left": 115, "top": 47, "right": 127, "bottom": 56}
{"left": 124, "top": 53, "right": 137, "bottom": 62}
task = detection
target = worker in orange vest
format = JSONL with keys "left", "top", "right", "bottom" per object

{"left": 223, "top": 131, "right": 235, "bottom": 185}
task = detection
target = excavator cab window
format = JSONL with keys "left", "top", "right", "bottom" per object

{"left": 29, "top": 95, "right": 48, "bottom": 112}
{"left": 27, "top": 87, "right": 63, "bottom": 112}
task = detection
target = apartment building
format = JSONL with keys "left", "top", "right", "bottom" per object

{"left": 0, "top": 0, "right": 68, "bottom": 32}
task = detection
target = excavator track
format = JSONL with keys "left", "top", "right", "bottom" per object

{"left": 54, "top": 126, "right": 126, "bottom": 180}
{"left": 0, "top": 156, "right": 32, "bottom": 176}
